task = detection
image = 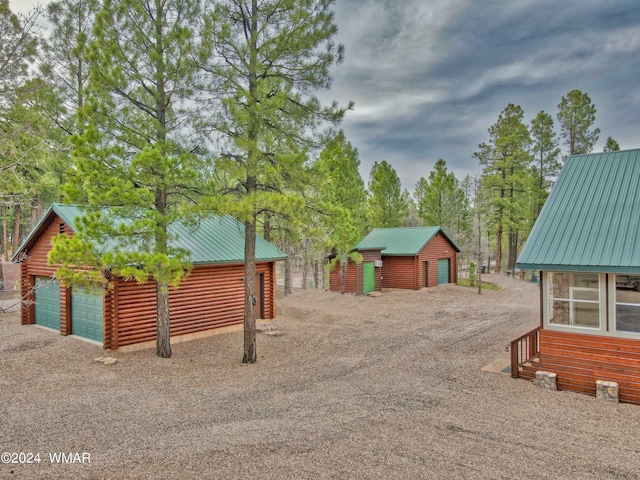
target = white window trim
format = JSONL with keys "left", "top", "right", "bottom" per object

{"left": 608, "top": 275, "right": 640, "bottom": 336}
{"left": 569, "top": 286, "right": 600, "bottom": 327}
{"left": 544, "top": 272, "right": 606, "bottom": 332}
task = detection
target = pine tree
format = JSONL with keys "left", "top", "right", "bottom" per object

{"left": 0, "top": 0, "right": 39, "bottom": 98}
{"left": 415, "top": 159, "right": 469, "bottom": 244}
{"left": 557, "top": 89, "right": 600, "bottom": 156}
{"left": 0, "top": 2, "right": 44, "bottom": 261}
{"left": 41, "top": 0, "right": 99, "bottom": 137}
{"left": 474, "top": 104, "right": 532, "bottom": 273}
{"left": 367, "top": 160, "right": 409, "bottom": 229}
{"left": 603, "top": 136, "right": 620, "bottom": 152}
{"left": 313, "top": 131, "right": 367, "bottom": 293}
{"left": 202, "top": 0, "right": 348, "bottom": 363}
{"left": 530, "top": 111, "right": 561, "bottom": 216}
{"left": 50, "top": 0, "right": 204, "bottom": 358}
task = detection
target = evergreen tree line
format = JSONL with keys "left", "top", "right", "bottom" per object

{"left": 0, "top": 0, "right": 616, "bottom": 359}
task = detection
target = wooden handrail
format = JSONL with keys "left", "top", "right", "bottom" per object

{"left": 510, "top": 326, "right": 541, "bottom": 378}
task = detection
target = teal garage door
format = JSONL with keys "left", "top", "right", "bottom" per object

{"left": 71, "top": 285, "right": 103, "bottom": 342}
{"left": 437, "top": 259, "right": 450, "bottom": 285}
{"left": 363, "top": 262, "right": 375, "bottom": 294}
{"left": 34, "top": 276, "right": 61, "bottom": 330}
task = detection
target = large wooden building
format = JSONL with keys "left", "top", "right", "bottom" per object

{"left": 513, "top": 148, "right": 640, "bottom": 404}
{"left": 329, "top": 227, "right": 460, "bottom": 294}
{"left": 14, "top": 204, "right": 286, "bottom": 350}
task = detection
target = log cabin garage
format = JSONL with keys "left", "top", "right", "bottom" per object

{"left": 330, "top": 227, "right": 460, "bottom": 294}
{"left": 13, "top": 204, "right": 286, "bottom": 350}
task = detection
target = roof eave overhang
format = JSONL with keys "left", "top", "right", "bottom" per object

{"left": 352, "top": 247, "right": 385, "bottom": 252}
{"left": 516, "top": 263, "right": 640, "bottom": 274}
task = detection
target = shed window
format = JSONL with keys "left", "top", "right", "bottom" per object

{"left": 613, "top": 275, "right": 640, "bottom": 333}
{"left": 547, "top": 272, "right": 601, "bottom": 329}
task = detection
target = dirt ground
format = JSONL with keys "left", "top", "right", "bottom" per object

{"left": 2, "top": 274, "right": 640, "bottom": 479}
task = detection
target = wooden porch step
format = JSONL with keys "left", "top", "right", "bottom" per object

{"left": 518, "top": 358, "right": 541, "bottom": 381}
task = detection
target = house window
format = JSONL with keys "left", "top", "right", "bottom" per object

{"left": 613, "top": 275, "right": 640, "bottom": 333}
{"left": 547, "top": 272, "right": 601, "bottom": 329}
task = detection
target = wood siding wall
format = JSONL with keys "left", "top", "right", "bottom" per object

{"left": 110, "top": 262, "right": 275, "bottom": 348}
{"left": 20, "top": 262, "right": 33, "bottom": 325}
{"left": 20, "top": 213, "right": 278, "bottom": 349}
{"left": 417, "top": 232, "right": 458, "bottom": 288}
{"left": 381, "top": 256, "right": 416, "bottom": 289}
{"left": 23, "top": 215, "right": 70, "bottom": 278}
{"left": 329, "top": 261, "right": 357, "bottom": 293}
{"left": 329, "top": 250, "right": 382, "bottom": 294}
{"left": 382, "top": 232, "right": 458, "bottom": 290}
{"left": 540, "top": 330, "right": 640, "bottom": 404}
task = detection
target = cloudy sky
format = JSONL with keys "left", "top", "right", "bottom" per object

{"left": 11, "top": 0, "right": 640, "bottom": 190}
{"left": 320, "top": 0, "right": 640, "bottom": 189}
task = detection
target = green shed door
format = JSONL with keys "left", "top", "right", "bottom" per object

{"left": 71, "top": 285, "right": 103, "bottom": 342}
{"left": 363, "top": 262, "right": 375, "bottom": 294}
{"left": 34, "top": 276, "right": 61, "bottom": 330}
{"left": 437, "top": 259, "right": 450, "bottom": 285}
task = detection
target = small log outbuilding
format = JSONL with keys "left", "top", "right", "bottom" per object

{"left": 13, "top": 204, "right": 287, "bottom": 350}
{"left": 514, "top": 148, "right": 640, "bottom": 404}
{"left": 329, "top": 227, "right": 460, "bottom": 294}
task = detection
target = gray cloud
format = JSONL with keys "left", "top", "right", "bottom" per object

{"left": 323, "top": 0, "right": 640, "bottom": 189}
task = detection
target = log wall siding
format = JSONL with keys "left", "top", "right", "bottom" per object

{"left": 416, "top": 232, "right": 458, "bottom": 288}
{"left": 61, "top": 286, "right": 71, "bottom": 335}
{"left": 381, "top": 256, "right": 416, "bottom": 289}
{"left": 381, "top": 233, "right": 458, "bottom": 290}
{"left": 540, "top": 330, "right": 640, "bottom": 404}
{"left": 112, "top": 262, "right": 275, "bottom": 347}
{"left": 20, "top": 263, "right": 33, "bottom": 325}
{"left": 329, "top": 261, "right": 357, "bottom": 293}
{"left": 23, "top": 215, "right": 70, "bottom": 278}
{"left": 329, "top": 250, "right": 382, "bottom": 294}
{"left": 19, "top": 213, "right": 279, "bottom": 348}
{"left": 103, "top": 285, "right": 113, "bottom": 349}
{"left": 269, "top": 262, "right": 277, "bottom": 318}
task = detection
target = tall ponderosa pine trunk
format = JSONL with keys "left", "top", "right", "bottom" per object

{"left": 284, "top": 254, "right": 292, "bottom": 296}
{"left": 495, "top": 223, "right": 502, "bottom": 274}
{"left": 313, "top": 259, "right": 320, "bottom": 289}
{"left": 12, "top": 203, "right": 21, "bottom": 254}
{"left": 241, "top": 0, "right": 259, "bottom": 364}
{"left": 156, "top": 281, "right": 171, "bottom": 358}
{"left": 301, "top": 251, "right": 308, "bottom": 290}
{"left": 154, "top": 187, "right": 172, "bottom": 358}
{"left": 243, "top": 215, "right": 257, "bottom": 363}
{"left": 29, "top": 194, "right": 42, "bottom": 232}
{"left": 153, "top": 1, "right": 172, "bottom": 359}
{"left": 263, "top": 214, "right": 271, "bottom": 242}
{"left": 1, "top": 204, "right": 8, "bottom": 261}
{"left": 508, "top": 231, "right": 518, "bottom": 273}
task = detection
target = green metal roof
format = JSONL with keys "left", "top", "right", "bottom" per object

{"left": 517, "top": 148, "right": 640, "bottom": 273}
{"left": 354, "top": 226, "right": 460, "bottom": 256}
{"left": 14, "top": 204, "right": 287, "bottom": 264}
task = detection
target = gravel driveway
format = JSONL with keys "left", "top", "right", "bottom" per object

{"left": 2, "top": 274, "right": 640, "bottom": 479}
